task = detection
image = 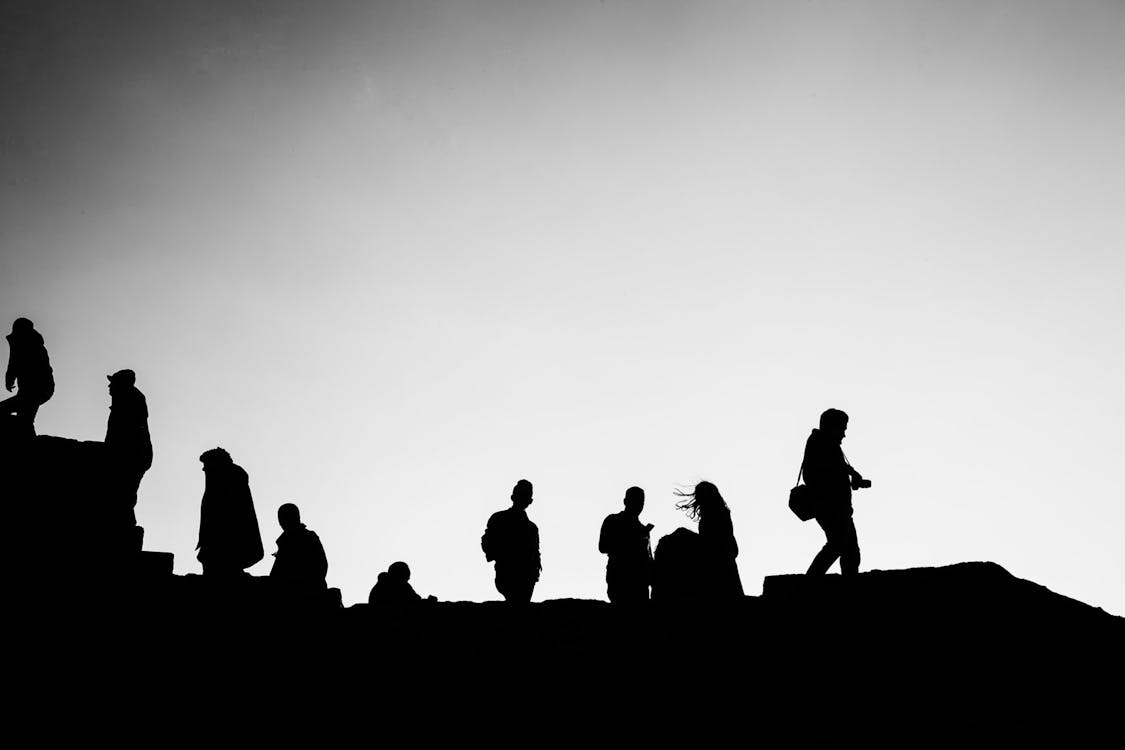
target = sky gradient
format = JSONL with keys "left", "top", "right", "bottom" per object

{"left": 2, "top": 0, "right": 1123, "bottom": 613}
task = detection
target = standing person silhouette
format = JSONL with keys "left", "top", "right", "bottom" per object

{"left": 105, "top": 369, "right": 153, "bottom": 514}
{"left": 803, "top": 408, "right": 871, "bottom": 576}
{"left": 1, "top": 318, "right": 54, "bottom": 436}
{"left": 481, "top": 479, "right": 541, "bottom": 602}
{"left": 674, "top": 481, "right": 743, "bottom": 599}
{"left": 599, "top": 486, "right": 654, "bottom": 603}
{"left": 196, "top": 448, "right": 264, "bottom": 577}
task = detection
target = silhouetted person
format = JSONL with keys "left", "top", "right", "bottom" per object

{"left": 674, "top": 481, "right": 744, "bottom": 599}
{"left": 2, "top": 318, "right": 54, "bottom": 436}
{"left": 803, "top": 408, "right": 871, "bottom": 577}
{"left": 368, "top": 561, "right": 435, "bottom": 605}
{"left": 196, "top": 447, "right": 263, "bottom": 577}
{"left": 105, "top": 369, "right": 152, "bottom": 511}
{"left": 599, "top": 486, "right": 654, "bottom": 603}
{"left": 652, "top": 526, "right": 704, "bottom": 602}
{"left": 481, "top": 479, "right": 541, "bottom": 602}
{"left": 270, "top": 503, "right": 328, "bottom": 587}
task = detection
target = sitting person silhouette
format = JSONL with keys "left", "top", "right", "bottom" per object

{"left": 196, "top": 447, "right": 264, "bottom": 577}
{"left": 803, "top": 408, "right": 871, "bottom": 577}
{"left": 2, "top": 318, "right": 54, "bottom": 436}
{"left": 599, "top": 486, "right": 654, "bottom": 603}
{"left": 368, "top": 561, "right": 434, "bottom": 605}
{"left": 481, "top": 479, "right": 541, "bottom": 602}
{"left": 674, "top": 481, "right": 744, "bottom": 599}
{"left": 105, "top": 369, "right": 153, "bottom": 514}
{"left": 269, "top": 503, "right": 328, "bottom": 587}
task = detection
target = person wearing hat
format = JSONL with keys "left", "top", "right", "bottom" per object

{"left": 196, "top": 447, "right": 264, "bottom": 577}
{"left": 1, "top": 317, "right": 54, "bottom": 436}
{"left": 105, "top": 369, "right": 153, "bottom": 512}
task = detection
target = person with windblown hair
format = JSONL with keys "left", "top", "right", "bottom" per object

{"left": 674, "top": 481, "right": 744, "bottom": 600}
{"left": 196, "top": 447, "right": 264, "bottom": 576}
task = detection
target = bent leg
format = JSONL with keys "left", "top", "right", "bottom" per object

{"left": 838, "top": 517, "right": 860, "bottom": 576}
{"left": 807, "top": 515, "right": 841, "bottom": 575}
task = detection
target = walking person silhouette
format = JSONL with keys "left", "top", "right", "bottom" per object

{"left": 802, "top": 408, "right": 871, "bottom": 576}
{"left": 599, "top": 486, "right": 654, "bottom": 603}
{"left": 481, "top": 479, "right": 541, "bottom": 602}
{"left": 674, "top": 481, "right": 744, "bottom": 599}
{"left": 1, "top": 318, "right": 54, "bottom": 437}
{"left": 196, "top": 448, "right": 264, "bottom": 577}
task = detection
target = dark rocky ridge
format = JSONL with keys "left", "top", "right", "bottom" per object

{"left": 7, "top": 429, "right": 1123, "bottom": 745}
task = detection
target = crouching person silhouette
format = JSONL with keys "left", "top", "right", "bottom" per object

{"left": 196, "top": 448, "right": 264, "bottom": 577}
{"left": 803, "top": 408, "right": 871, "bottom": 576}
{"left": 599, "top": 486, "right": 654, "bottom": 603}
{"left": 270, "top": 503, "right": 328, "bottom": 588}
{"left": 368, "top": 561, "right": 435, "bottom": 605}
{"left": 481, "top": 479, "right": 541, "bottom": 602}
{"left": 1, "top": 318, "right": 54, "bottom": 437}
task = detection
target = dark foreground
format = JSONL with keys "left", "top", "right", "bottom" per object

{"left": 16, "top": 562, "right": 1123, "bottom": 747}
{"left": 7, "top": 432, "right": 1122, "bottom": 745}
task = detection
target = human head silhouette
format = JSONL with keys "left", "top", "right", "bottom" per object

{"left": 278, "top": 502, "right": 301, "bottom": 531}
{"left": 107, "top": 369, "right": 136, "bottom": 395}
{"left": 511, "top": 479, "right": 533, "bottom": 510}
{"left": 11, "top": 317, "right": 34, "bottom": 335}
{"left": 819, "top": 408, "right": 849, "bottom": 442}
{"left": 199, "top": 447, "right": 232, "bottom": 472}
{"left": 674, "top": 480, "right": 726, "bottom": 521}
{"left": 624, "top": 486, "right": 645, "bottom": 516}
{"left": 388, "top": 561, "right": 411, "bottom": 582}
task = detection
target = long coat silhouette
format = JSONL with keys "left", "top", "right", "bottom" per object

{"left": 196, "top": 449, "right": 263, "bottom": 575}
{"left": 698, "top": 502, "right": 744, "bottom": 599}
{"left": 105, "top": 370, "right": 153, "bottom": 509}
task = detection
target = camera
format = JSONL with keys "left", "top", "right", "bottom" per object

{"left": 852, "top": 477, "right": 872, "bottom": 490}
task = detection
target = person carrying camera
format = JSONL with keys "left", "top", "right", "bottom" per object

{"left": 803, "top": 408, "right": 871, "bottom": 576}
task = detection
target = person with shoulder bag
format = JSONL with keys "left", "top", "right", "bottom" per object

{"left": 794, "top": 408, "right": 871, "bottom": 576}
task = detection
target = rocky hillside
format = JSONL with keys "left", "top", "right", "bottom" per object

{"left": 6, "top": 426, "right": 1120, "bottom": 745}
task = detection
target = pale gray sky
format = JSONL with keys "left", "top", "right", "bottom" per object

{"left": 2, "top": 1, "right": 1123, "bottom": 613}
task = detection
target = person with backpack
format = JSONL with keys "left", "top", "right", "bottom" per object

{"left": 481, "top": 479, "right": 541, "bottom": 602}
{"left": 2, "top": 318, "right": 54, "bottom": 437}
{"left": 598, "top": 486, "right": 654, "bottom": 603}
{"left": 802, "top": 408, "right": 871, "bottom": 576}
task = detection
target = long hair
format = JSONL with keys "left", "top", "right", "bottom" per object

{"left": 674, "top": 480, "right": 727, "bottom": 522}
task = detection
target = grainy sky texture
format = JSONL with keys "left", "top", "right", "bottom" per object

{"left": 2, "top": 0, "right": 1123, "bottom": 613}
